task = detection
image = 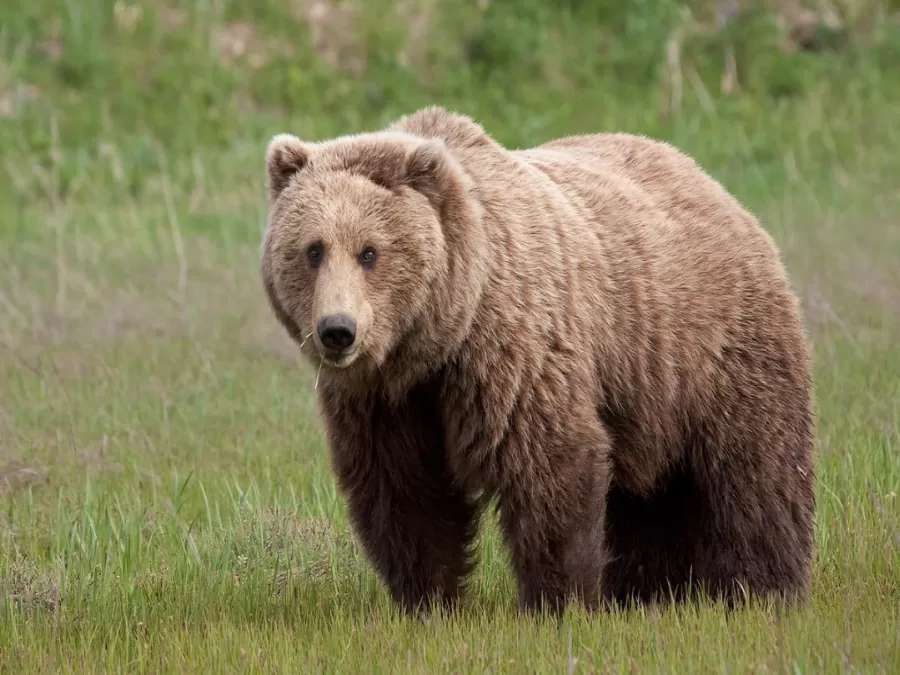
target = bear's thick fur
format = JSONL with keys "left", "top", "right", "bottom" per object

{"left": 260, "top": 106, "right": 816, "bottom": 618}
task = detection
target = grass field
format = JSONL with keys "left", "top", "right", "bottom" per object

{"left": 1, "top": 1, "right": 899, "bottom": 672}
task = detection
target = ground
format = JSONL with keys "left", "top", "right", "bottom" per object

{"left": 1, "top": 1, "right": 899, "bottom": 672}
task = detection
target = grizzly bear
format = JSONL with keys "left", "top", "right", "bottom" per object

{"left": 259, "top": 106, "right": 817, "bottom": 618}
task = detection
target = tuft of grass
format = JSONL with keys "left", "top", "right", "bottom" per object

{"left": 1, "top": 0, "right": 899, "bottom": 672}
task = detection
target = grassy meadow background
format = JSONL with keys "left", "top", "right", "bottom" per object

{"left": 1, "top": 0, "right": 899, "bottom": 671}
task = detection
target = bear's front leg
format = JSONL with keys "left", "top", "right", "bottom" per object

{"left": 321, "top": 385, "right": 482, "bottom": 619}
{"left": 342, "top": 476, "right": 481, "bottom": 619}
{"left": 497, "top": 414, "right": 612, "bottom": 618}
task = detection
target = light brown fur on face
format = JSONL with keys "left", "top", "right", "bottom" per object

{"left": 261, "top": 131, "right": 461, "bottom": 375}
{"left": 260, "top": 107, "right": 817, "bottom": 619}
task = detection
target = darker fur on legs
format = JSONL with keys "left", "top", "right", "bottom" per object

{"left": 321, "top": 380, "right": 483, "bottom": 618}
{"left": 499, "top": 483, "right": 608, "bottom": 618}
{"left": 602, "top": 420, "right": 815, "bottom": 610}
{"left": 601, "top": 461, "right": 700, "bottom": 609}
{"left": 494, "top": 410, "right": 612, "bottom": 618}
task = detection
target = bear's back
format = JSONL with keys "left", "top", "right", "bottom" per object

{"left": 520, "top": 132, "right": 762, "bottom": 242}
{"left": 512, "top": 132, "right": 790, "bottom": 340}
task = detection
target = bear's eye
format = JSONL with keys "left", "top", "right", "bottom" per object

{"left": 359, "top": 246, "right": 377, "bottom": 270}
{"left": 307, "top": 243, "right": 324, "bottom": 268}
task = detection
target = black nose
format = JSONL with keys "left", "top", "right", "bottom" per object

{"left": 317, "top": 314, "right": 357, "bottom": 352}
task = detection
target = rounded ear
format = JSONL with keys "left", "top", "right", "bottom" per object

{"left": 403, "top": 139, "right": 457, "bottom": 209}
{"left": 266, "top": 134, "right": 310, "bottom": 201}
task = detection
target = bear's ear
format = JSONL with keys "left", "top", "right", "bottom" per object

{"left": 266, "top": 134, "right": 310, "bottom": 201}
{"left": 403, "top": 139, "right": 457, "bottom": 210}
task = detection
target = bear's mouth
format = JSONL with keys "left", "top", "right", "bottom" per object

{"left": 319, "top": 345, "right": 360, "bottom": 369}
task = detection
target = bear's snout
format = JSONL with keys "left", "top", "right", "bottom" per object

{"left": 317, "top": 313, "right": 357, "bottom": 355}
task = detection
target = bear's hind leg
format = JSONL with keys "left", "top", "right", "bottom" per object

{"left": 686, "top": 428, "right": 816, "bottom": 607}
{"left": 602, "top": 425, "right": 816, "bottom": 609}
{"left": 601, "top": 460, "right": 702, "bottom": 608}
{"left": 683, "top": 328, "right": 817, "bottom": 607}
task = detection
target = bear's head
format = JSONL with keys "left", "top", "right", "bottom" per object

{"left": 260, "top": 124, "right": 487, "bottom": 391}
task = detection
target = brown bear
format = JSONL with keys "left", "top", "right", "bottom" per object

{"left": 259, "top": 106, "right": 817, "bottom": 619}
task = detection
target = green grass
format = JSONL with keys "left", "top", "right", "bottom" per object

{"left": 1, "top": 0, "right": 899, "bottom": 672}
